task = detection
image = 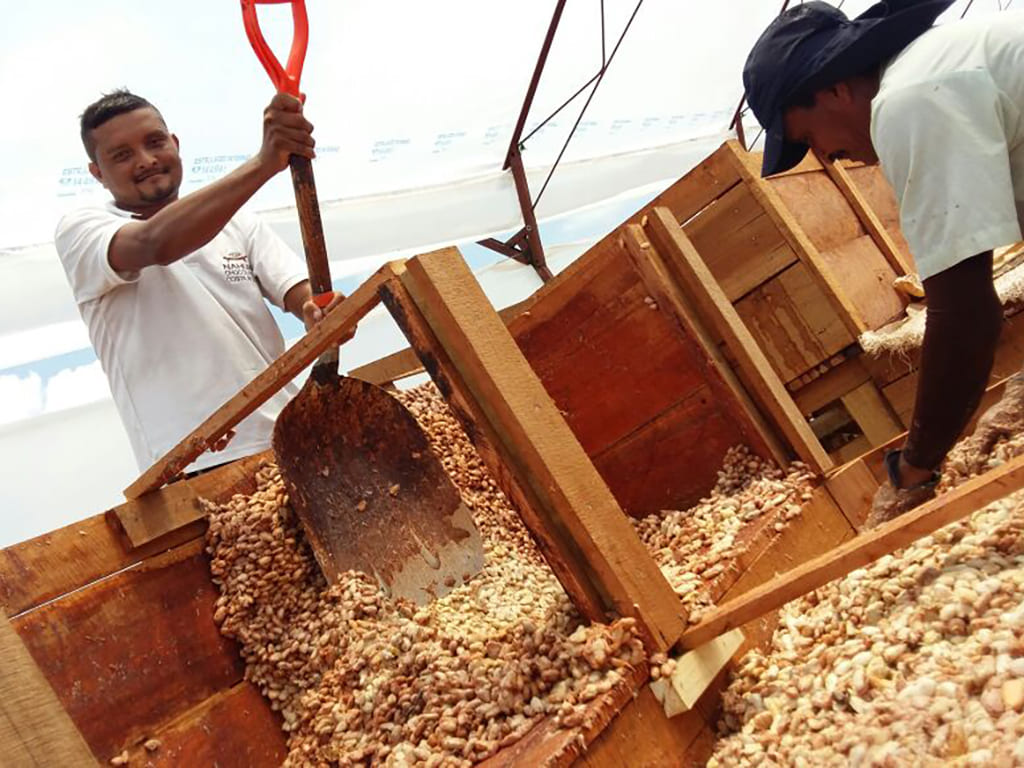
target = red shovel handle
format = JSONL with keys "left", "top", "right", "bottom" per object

{"left": 240, "top": 0, "right": 309, "bottom": 98}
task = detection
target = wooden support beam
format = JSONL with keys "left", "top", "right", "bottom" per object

{"left": 649, "top": 629, "right": 744, "bottom": 718}
{"left": 0, "top": 610, "right": 98, "bottom": 766}
{"left": 114, "top": 451, "right": 271, "bottom": 549}
{"left": 679, "top": 451, "right": 1024, "bottom": 649}
{"left": 349, "top": 298, "right": 533, "bottom": 387}
{"left": 841, "top": 381, "right": 904, "bottom": 446}
{"left": 726, "top": 140, "right": 868, "bottom": 337}
{"left": 791, "top": 356, "right": 872, "bottom": 416}
{"left": 620, "top": 224, "right": 789, "bottom": 468}
{"left": 644, "top": 207, "right": 833, "bottom": 475}
{"left": 816, "top": 153, "right": 913, "bottom": 276}
{"left": 349, "top": 347, "right": 424, "bottom": 386}
{"left": 825, "top": 458, "right": 880, "bottom": 531}
{"left": 383, "top": 250, "right": 687, "bottom": 651}
{"left": 124, "top": 269, "right": 388, "bottom": 500}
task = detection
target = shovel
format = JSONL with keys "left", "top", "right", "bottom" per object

{"left": 241, "top": 0, "right": 483, "bottom": 603}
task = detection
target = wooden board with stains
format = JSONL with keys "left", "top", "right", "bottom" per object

{"left": 11, "top": 540, "right": 244, "bottom": 761}
{"left": 684, "top": 182, "right": 797, "bottom": 301}
{"left": 735, "top": 261, "right": 855, "bottom": 382}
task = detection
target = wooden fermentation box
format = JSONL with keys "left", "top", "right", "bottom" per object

{"left": 3, "top": 140, "right": 1016, "bottom": 766}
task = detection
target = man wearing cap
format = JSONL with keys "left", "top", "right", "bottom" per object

{"left": 743, "top": 1, "right": 1024, "bottom": 526}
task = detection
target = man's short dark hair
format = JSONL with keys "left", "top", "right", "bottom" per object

{"left": 80, "top": 89, "right": 162, "bottom": 161}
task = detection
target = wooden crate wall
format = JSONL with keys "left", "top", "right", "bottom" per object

{"left": 0, "top": 457, "right": 288, "bottom": 767}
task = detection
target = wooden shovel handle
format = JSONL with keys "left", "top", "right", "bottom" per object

{"left": 289, "top": 155, "right": 332, "bottom": 297}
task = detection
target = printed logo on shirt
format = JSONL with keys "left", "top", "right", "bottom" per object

{"left": 222, "top": 252, "right": 255, "bottom": 283}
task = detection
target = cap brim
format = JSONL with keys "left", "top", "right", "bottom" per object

{"left": 761, "top": 118, "right": 809, "bottom": 177}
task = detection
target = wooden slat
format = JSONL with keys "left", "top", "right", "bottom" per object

{"left": 825, "top": 458, "right": 879, "bottom": 530}
{"left": 125, "top": 269, "right": 388, "bottom": 499}
{"left": 124, "top": 683, "right": 286, "bottom": 768}
{"left": 349, "top": 346, "right": 423, "bottom": 386}
{"left": 592, "top": 386, "right": 758, "bottom": 516}
{"left": 841, "top": 381, "right": 904, "bottom": 446}
{"left": 115, "top": 450, "right": 270, "bottom": 548}
{"left": 645, "top": 208, "right": 832, "bottom": 474}
{"left": 679, "top": 451, "right": 1024, "bottom": 649}
{"left": 12, "top": 539, "right": 244, "bottom": 760}
{"left": 480, "top": 664, "right": 651, "bottom": 768}
{"left": 1, "top": 452, "right": 263, "bottom": 617}
{"left": 817, "top": 154, "right": 913, "bottom": 276}
{"left": 390, "top": 250, "right": 687, "bottom": 651}
{"left": 513, "top": 247, "right": 710, "bottom": 459}
{"left": 0, "top": 610, "right": 98, "bottom": 767}
{"left": 350, "top": 298, "right": 533, "bottom": 387}
{"left": 650, "top": 141, "right": 744, "bottom": 225}
{"left": 622, "top": 224, "right": 788, "bottom": 468}
{"left": 818, "top": 235, "right": 906, "bottom": 331}
{"left": 769, "top": 170, "right": 865, "bottom": 254}
{"left": 726, "top": 140, "right": 867, "bottom": 336}
{"left": 792, "top": 356, "right": 872, "bottom": 416}
{"left": 735, "top": 261, "right": 853, "bottom": 382}
{"left": 575, "top": 687, "right": 710, "bottom": 768}
{"left": 683, "top": 182, "right": 797, "bottom": 301}
{"left": 650, "top": 629, "right": 744, "bottom": 717}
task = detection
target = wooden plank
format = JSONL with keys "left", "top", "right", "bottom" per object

{"left": 621, "top": 224, "right": 787, "bottom": 467}
{"left": 575, "top": 687, "right": 710, "bottom": 768}
{"left": 735, "top": 261, "right": 853, "bottom": 382}
{"left": 650, "top": 629, "right": 744, "bottom": 717}
{"left": 124, "top": 268, "right": 388, "bottom": 499}
{"left": 350, "top": 298, "right": 533, "bottom": 387}
{"left": 769, "top": 171, "right": 865, "bottom": 254}
{"left": 1, "top": 451, "right": 265, "bottom": 617}
{"left": 12, "top": 539, "right": 245, "bottom": 760}
{"left": 122, "top": 683, "right": 286, "bottom": 768}
{"left": 645, "top": 208, "right": 833, "bottom": 474}
{"left": 817, "top": 154, "right": 913, "bottom": 276}
{"left": 683, "top": 183, "right": 797, "bottom": 301}
{"left": 349, "top": 346, "right": 423, "bottom": 385}
{"left": 841, "top": 381, "right": 904, "bottom": 446}
{"left": 391, "top": 251, "right": 687, "bottom": 651}
{"left": 115, "top": 450, "right": 270, "bottom": 548}
{"left": 825, "top": 458, "right": 879, "bottom": 530}
{"left": 513, "top": 247, "right": 711, "bottom": 458}
{"left": 650, "top": 141, "right": 744, "bottom": 225}
{"left": 818, "top": 235, "right": 906, "bottom": 331}
{"left": 833, "top": 434, "right": 873, "bottom": 465}
{"left": 792, "top": 356, "right": 872, "bottom": 416}
{"left": 679, "top": 451, "right": 1024, "bottom": 649}
{"left": 592, "top": 386, "right": 756, "bottom": 516}
{"left": 481, "top": 664, "right": 651, "bottom": 768}
{"left": 0, "top": 610, "right": 98, "bottom": 767}
{"left": 726, "top": 140, "right": 867, "bottom": 336}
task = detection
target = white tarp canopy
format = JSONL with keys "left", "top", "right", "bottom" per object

{"left": 0, "top": 0, "right": 1003, "bottom": 546}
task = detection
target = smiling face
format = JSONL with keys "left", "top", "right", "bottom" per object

{"left": 782, "top": 78, "right": 879, "bottom": 165}
{"left": 87, "top": 107, "right": 183, "bottom": 216}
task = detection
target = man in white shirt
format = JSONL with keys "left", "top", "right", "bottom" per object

{"left": 56, "top": 89, "right": 340, "bottom": 474}
{"left": 742, "top": 2, "right": 1024, "bottom": 524}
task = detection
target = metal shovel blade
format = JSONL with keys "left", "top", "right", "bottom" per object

{"left": 272, "top": 375, "right": 484, "bottom": 604}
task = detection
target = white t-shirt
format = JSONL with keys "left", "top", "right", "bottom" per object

{"left": 872, "top": 12, "right": 1024, "bottom": 280}
{"left": 55, "top": 203, "right": 307, "bottom": 472}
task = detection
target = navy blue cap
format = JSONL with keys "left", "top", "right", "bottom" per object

{"left": 743, "top": 0, "right": 954, "bottom": 177}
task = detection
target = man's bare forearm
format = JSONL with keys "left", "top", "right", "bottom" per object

{"left": 108, "top": 158, "right": 276, "bottom": 273}
{"left": 902, "top": 252, "right": 1001, "bottom": 470}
